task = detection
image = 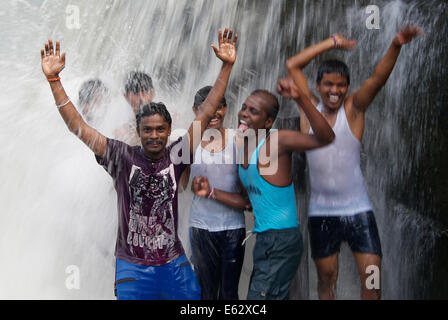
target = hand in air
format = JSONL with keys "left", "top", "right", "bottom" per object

{"left": 333, "top": 33, "right": 356, "bottom": 50}
{"left": 40, "top": 39, "right": 66, "bottom": 79}
{"left": 393, "top": 24, "right": 423, "bottom": 46}
{"left": 277, "top": 77, "right": 301, "bottom": 100}
{"left": 192, "top": 176, "right": 212, "bottom": 198}
{"left": 212, "top": 28, "right": 238, "bottom": 65}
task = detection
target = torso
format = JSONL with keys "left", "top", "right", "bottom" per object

{"left": 305, "top": 102, "right": 373, "bottom": 217}
{"left": 189, "top": 129, "right": 245, "bottom": 232}
{"left": 240, "top": 131, "right": 292, "bottom": 187}
{"left": 303, "top": 94, "right": 365, "bottom": 142}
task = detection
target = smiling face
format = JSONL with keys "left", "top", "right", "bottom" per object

{"left": 137, "top": 114, "right": 171, "bottom": 159}
{"left": 316, "top": 72, "right": 349, "bottom": 111}
{"left": 193, "top": 103, "right": 227, "bottom": 129}
{"left": 237, "top": 93, "right": 274, "bottom": 133}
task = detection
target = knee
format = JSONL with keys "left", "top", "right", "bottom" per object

{"left": 318, "top": 268, "right": 338, "bottom": 286}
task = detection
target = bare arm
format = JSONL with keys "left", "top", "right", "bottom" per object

{"left": 285, "top": 34, "right": 356, "bottom": 104}
{"left": 192, "top": 176, "right": 251, "bottom": 211}
{"left": 187, "top": 28, "right": 237, "bottom": 154}
{"left": 275, "top": 74, "right": 335, "bottom": 153}
{"left": 283, "top": 34, "right": 356, "bottom": 132}
{"left": 41, "top": 40, "right": 107, "bottom": 157}
{"left": 352, "top": 24, "right": 423, "bottom": 113}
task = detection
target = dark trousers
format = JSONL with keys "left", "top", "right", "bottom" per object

{"left": 190, "top": 227, "right": 246, "bottom": 300}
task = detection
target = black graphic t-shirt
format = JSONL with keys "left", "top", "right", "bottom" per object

{"left": 96, "top": 136, "right": 190, "bottom": 266}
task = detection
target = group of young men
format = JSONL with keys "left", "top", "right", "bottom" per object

{"left": 40, "top": 23, "right": 421, "bottom": 300}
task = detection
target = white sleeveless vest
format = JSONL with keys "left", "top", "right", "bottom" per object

{"left": 305, "top": 103, "right": 373, "bottom": 217}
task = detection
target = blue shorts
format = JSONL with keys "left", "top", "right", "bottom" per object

{"left": 114, "top": 254, "right": 201, "bottom": 300}
{"left": 308, "top": 211, "right": 382, "bottom": 259}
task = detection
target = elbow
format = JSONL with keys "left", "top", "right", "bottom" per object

{"left": 318, "top": 131, "right": 335, "bottom": 147}
{"left": 325, "top": 131, "right": 336, "bottom": 145}
{"left": 286, "top": 59, "right": 295, "bottom": 73}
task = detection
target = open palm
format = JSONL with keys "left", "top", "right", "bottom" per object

{"left": 40, "top": 40, "right": 65, "bottom": 78}
{"left": 212, "top": 28, "right": 237, "bottom": 64}
{"left": 395, "top": 24, "right": 423, "bottom": 46}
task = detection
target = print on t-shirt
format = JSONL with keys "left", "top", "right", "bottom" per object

{"left": 127, "top": 163, "right": 177, "bottom": 254}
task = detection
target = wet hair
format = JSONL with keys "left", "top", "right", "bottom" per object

{"left": 251, "top": 89, "right": 279, "bottom": 121}
{"left": 193, "top": 86, "right": 227, "bottom": 109}
{"left": 78, "top": 79, "right": 108, "bottom": 106}
{"left": 136, "top": 102, "right": 172, "bottom": 129}
{"left": 316, "top": 59, "right": 350, "bottom": 85}
{"left": 124, "top": 71, "right": 154, "bottom": 95}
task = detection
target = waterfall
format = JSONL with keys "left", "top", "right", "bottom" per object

{"left": 0, "top": 0, "right": 446, "bottom": 299}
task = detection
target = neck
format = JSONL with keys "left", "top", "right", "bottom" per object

{"left": 321, "top": 103, "right": 341, "bottom": 115}
{"left": 142, "top": 148, "right": 164, "bottom": 160}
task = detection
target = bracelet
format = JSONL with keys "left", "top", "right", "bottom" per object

{"left": 56, "top": 97, "right": 70, "bottom": 109}
{"left": 331, "top": 34, "right": 338, "bottom": 48}
{"left": 47, "top": 76, "right": 61, "bottom": 82}
{"left": 208, "top": 187, "right": 215, "bottom": 199}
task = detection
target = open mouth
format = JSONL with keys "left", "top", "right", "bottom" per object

{"left": 208, "top": 118, "right": 220, "bottom": 126}
{"left": 238, "top": 119, "right": 249, "bottom": 132}
{"left": 329, "top": 94, "right": 339, "bottom": 104}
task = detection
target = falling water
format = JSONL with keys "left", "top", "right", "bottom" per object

{"left": 0, "top": 0, "right": 446, "bottom": 299}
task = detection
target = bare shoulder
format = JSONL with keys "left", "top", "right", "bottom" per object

{"left": 343, "top": 94, "right": 365, "bottom": 141}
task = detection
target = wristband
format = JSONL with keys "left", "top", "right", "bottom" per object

{"left": 331, "top": 34, "right": 338, "bottom": 48}
{"left": 56, "top": 97, "right": 70, "bottom": 109}
{"left": 208, "top": 187, "right": 215, "bottom": 199}
{"left": 47, "top": 76, "right": 61, "bottom": 82}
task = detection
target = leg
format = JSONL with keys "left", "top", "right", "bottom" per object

{"left": 314, "top": 253, "right": 339, "bottom": 300}
{"left": 190, "top": 227, "right": 221, "bottom": 299}
{"left": 219, "top": 228, "right": 245, "bottom": 300}
{"left": 353, "top": 252, "right": 381, "bottom": 300}
{"left": 163, "top": 254, "right": 201, "bottom": 300}
{"left": 115, "top": 258, "right": 160, "bottom": 300}
{"left": 345, "top": 211, "right": 383, "bottom": 300}
{"left": 308, "top": 216, "right": 343, "bottom": 300}
{"left": 247, "top": 228, "right": 302, "bottom": 300}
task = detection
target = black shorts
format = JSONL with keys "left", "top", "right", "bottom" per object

{"left": 308, "top": 211, "right": 382, "bottom": 260}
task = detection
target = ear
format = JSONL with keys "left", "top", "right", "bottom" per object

{"left": 265, "top": 117, "right": 274, "bottom": 130}
{"left": 221, "top": 105, "right": 228, "bottom": 114}
{"left": 145, "top": 90, "right": 154, "bottom": 103}
{"left": 136, "top": 125, "right": 141, "bottom": 137}
{"left": 192, "top": 106, "right": 199, "bottom": 116}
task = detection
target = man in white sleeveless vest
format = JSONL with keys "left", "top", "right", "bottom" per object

{"left": 278, "top": 24, "right": 423, "bottom": 300}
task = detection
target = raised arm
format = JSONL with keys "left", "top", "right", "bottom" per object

{"left": 286, "top": 33, "right": 356, "bottom": 104}
{"left": 192, "top": 176, "right": 251, "bottom": 211}
{"left": 352, "top": 24, "right": 423, "bottom": 113}
{"left": 41, "top": 40, "right": 107, "bottom": 157}
{"left": 187, "top": 28, "right": 237, "bottom": 154}
{"left": 276, "top": 78, "right": 335, "bottom": 152}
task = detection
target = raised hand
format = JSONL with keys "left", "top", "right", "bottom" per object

{"left": 277, "top": 77, "right": 301, "bottom": 100}
{"left": 192, "top": 176, "right": 211, "bottom": 198}
{"left": 393, "top": 24, "right": 423, "bottom": 46}
{"left": 211, "top": 28, "right": 237, "bottom": 65}
{"left": 40, "top": 39, "right": 66, "bottom": 79}
{"left": 333, "top": 33, "right": 356, "bottom": 50}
